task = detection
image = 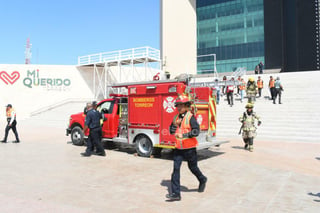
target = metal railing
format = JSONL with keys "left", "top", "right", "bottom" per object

{"left": 78, "top": 46, "right": 160, "bottom": 66}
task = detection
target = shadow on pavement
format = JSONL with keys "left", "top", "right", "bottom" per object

{"left": 160, "top": 149, "right": 225, "bottom": 161}
{"left": 232, "top": 146, "right": 245, "bottom": 150}
{"left": 308, "top": 192, "right": 320, "bottom": 202}
{"left": 315, "top": 157, "right": 320, "bottom": 161}
{"left": 67, "top": 140, "right": 225, "bottom": 161}
{"left": 161, "top": 179, "right": 197, "bottom": 194}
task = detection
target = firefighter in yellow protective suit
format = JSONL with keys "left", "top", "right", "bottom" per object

{"left": 246, "top": 77, "right": 258, "bottom": 103}
{"left": 239, "top": 103, "right": 261, "bottom": 152}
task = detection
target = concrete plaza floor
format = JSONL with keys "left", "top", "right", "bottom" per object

{"left": 0, "top": 117, "right": 319, "bottom": 213}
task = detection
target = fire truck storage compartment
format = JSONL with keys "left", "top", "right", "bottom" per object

{"left": 128, "top": 82, "right": 186, "bottom": 143}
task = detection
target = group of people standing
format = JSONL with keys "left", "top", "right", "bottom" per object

{"left": 255, "top": 61, "right": 264, "bottom": 74}
{"left": 216, "top": 74, "right": 284, "bottom": 106}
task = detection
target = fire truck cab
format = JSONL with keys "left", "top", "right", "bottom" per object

{"left": 66, "top": 78, "right": 227, "bottom": 157}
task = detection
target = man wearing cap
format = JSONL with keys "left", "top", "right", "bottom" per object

{"left": 239, "top": 103, "right": 261, "bottom": 152}
{"left": 1, "top": 104, "right": 20, "bottom": 143}
{"left": 80, "top": 102, "right": 106, "bottom": 157}
{"left": 166, "top": 95, "right": 207, "bottom": 201}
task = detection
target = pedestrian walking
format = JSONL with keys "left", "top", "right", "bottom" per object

{"left": 269, "top": 76, "right": 275, "bottom": 100}
{"left": 239, "top": 78, "right": 246, "bottom": 102}
{"left": 237, "top": 76, "right": 241, "bottom": 95}
{"left": 239, "top": 103, "right": 261, "bottom": 152}
{"left": 213, "top": 78, "right": 220, "bottom": 104}
{"left": 222, "top": 75, "right": 227, "bottom": 95}
{"left": 166, "top": 95, "right": 207, "bottom": 201}
{"left": 273, "top": 77, "right": 284, "bottom": 104}
{"left": 1, "top": 104, "right": 20, "bottom": 143}
{"left": 246, "top": 77, "right": 257, "bottom": 103}
{"left": 81, "top": 102, "right": 106, "bottom": 157}
{"left": 226, "top": 77, "right": 235, "bottom": 106}
{"left": 257, "top": 76, "right": 264, "bottom": 98}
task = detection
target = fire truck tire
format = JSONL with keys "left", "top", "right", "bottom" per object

{"left": 71, "top": 126, "right": 85, "bottom": 146}
{"left": 135, "top": 135, "right": 153, "bottom": 157}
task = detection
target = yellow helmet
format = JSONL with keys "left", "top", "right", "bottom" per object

{"left": 248, "top": 77, "right": 255, "bottom": 82}
{"left": 245, "top": 103, "right": 254, "bottom": 108}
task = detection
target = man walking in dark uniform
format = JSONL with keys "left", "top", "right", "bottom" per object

{"left": 166, "top": 95, "right": 207, "bottom": 201}
{"left": 81, "top": 103, "right": 106, "bottom": 157}
{"left": 1, "top": 104, "right": 20, "bottom": 143}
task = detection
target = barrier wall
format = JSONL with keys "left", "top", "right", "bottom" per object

{"left": 0, "top": 64, "right": 94, "bottom": 120}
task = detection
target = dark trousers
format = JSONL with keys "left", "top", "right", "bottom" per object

{"left": 171, "top": 148, "right": 206, "bottom": 196}
{"left": 270, "top": 87, "right": 275, "bottom": 100}
{"left": 258, "top": 88, "right": 262, "bottom": 97}
{"left": 85, "top": 127, "right": 105, "bottom": 155}
{"left": 4, "top": 120, "right": 19, "bottom": 142}
{"left": 227, "top": 92, "right": 233, "bottom": 105}
{"left": 244, "top": 138, "right": 253, "bottom": 145}
{"left": 273, "top": 88, "right": 282, "bottom": 103}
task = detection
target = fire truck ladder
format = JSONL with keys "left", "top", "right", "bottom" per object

{"left": 77, "top": 47, "right": 161, "bottom": 100}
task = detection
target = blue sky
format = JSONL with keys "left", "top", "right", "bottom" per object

{"left": 0, "top": 0, "right": 160, "bottom": 65}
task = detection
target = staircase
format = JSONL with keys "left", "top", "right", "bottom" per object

{"left": 216, "top": 71, "right": 320, "bottom": 143}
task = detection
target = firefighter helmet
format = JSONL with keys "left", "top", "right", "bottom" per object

{"left": 175, "top": 95, "right": 191, "bottom": 106}
{"left": 245, "top": 103, "right": 254, "bottom": 108}
{"left": 248, "top": 77, "right": 255, "bottom": 82}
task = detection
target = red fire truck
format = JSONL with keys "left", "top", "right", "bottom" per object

{"left": 66, "top": 77, "right": 228, "bottom": 157}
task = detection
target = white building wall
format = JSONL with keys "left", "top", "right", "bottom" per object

{"left": 160, "top": 0, "right": 197, "bottom": 78}
{"left": 0, "top": 64, "right": 162, "bottom": 120}
{"left": 0, "top": 64, "right": 94, "bottom": 120}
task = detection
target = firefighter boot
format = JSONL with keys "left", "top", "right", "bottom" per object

{"left": 244, "top": 143, "right": 248, "bottom": 150}
{"left": 166, "top": 193, "right": 181, "bottom": 201}
{"left": 243, "top": 138, "right": 249, "bottom": 149}
{"left": 249, "top": 145, "right": 253, "bottom": 152}
{"left": 198, "top": 176, "right": 207, "bottom": 193}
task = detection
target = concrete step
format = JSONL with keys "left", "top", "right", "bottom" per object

{"left": 215, "top": 71, "right": 320, "bottom": 143}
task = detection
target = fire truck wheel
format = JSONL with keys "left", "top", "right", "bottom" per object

{"left": 71, "top": 126, "right": 85, "bottom": 146}
{"left": 135, "top": 135, "right": 153, "bottom": 157}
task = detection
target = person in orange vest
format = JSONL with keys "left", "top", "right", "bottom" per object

{"left": 257, "top": 76, "right": 264, "bottom": 98}
{"left": 239, "top": 77, "right": 246, "bottom": 102}
{"left": 1, "top": 104, "right": 20, "bottom": 143}
{"left": 269, "top": 76, "right": 275, "bottom": 100}
{"left": 166, "top": 95, "right": 207, "bottom": 201}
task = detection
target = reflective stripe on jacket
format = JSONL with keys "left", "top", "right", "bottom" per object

{"left": 173, "top": 111, "right": 198, "bottom": 149}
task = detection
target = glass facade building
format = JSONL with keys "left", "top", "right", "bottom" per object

{"left": 197, "top": 0, "right": 265, "bottom": 73}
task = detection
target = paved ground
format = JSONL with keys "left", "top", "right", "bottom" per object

{"left": 0, "top": 117, "right": 319, "bottom": 213}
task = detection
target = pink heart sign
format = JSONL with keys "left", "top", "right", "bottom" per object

{"left": 0, "top": 71, "right": 20, "bottom": 85}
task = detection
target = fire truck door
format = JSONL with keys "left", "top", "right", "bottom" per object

{"left": 98, "top": 100, "right": 118, "bottom": 138}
